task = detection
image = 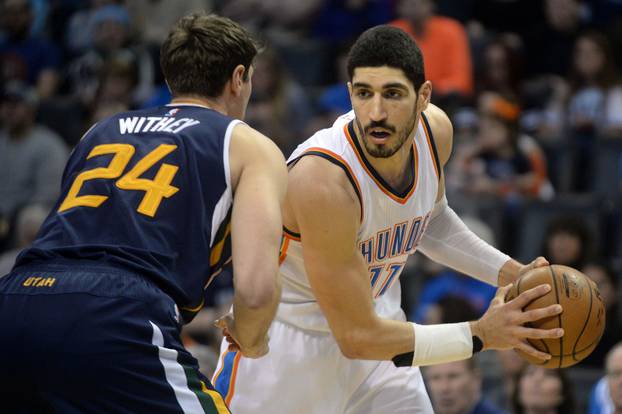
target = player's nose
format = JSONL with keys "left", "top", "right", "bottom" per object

{"left": 369, "top": 95, "right": 387, "bottom": 121}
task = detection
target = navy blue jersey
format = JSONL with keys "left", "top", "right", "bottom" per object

{"left": 15, "top": 104, "right": 239, "bottom": 320}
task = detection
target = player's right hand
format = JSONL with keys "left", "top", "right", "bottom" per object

{"left": 469, "top": 284, "right": 564, "bottom": 361}
{"left": 214, "top": 313, "right": 270, "bottom": 359}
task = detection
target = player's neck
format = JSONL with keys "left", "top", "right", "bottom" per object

{"left": 170, "top": 96, "right": 228, "bottom": 115}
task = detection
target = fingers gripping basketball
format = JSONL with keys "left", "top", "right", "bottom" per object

{"left": 505, "top": 265, "right": 606, "bottom": 368}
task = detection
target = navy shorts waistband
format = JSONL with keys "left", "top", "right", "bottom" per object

{"left": 1, "top": 262, "right": 166, "bottom": 302}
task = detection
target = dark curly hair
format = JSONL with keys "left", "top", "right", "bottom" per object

{"left": 347, "top": 25, "right": 425, "bottom": 91}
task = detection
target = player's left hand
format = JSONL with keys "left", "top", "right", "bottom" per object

{"left": 518, "top": 256, "right": 550, "bottom": 277}
{"left": 214, "top": 313, "right": 241, "bottom": 353}
{"left": 214, "top": 313, "right": 270, "bottom": 358}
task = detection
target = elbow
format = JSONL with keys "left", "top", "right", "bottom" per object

{"left": 334, "top": 329, "right": 367, "bottom": 360}
{"left": 236, "top": 274, "right": 280, "bottom": 310}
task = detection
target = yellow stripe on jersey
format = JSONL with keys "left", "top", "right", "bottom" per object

{"left": 201, "top": 381, "right": 231, "bottom": 413}
{"left": 210, "top": 221, "right": 231, "bottom": 268}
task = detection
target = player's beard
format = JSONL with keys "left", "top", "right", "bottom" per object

{"left": 356, "top": 111, "right": 418, "bottom": 159}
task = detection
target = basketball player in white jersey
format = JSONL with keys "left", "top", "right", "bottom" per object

{"left": 213, "top": 26, "right": 564, "bottom": 413}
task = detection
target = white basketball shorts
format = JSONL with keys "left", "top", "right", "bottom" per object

{"left": 212, "top": 319, "right": 433, "bottom": 413}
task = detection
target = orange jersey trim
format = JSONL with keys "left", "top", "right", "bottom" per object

{"left": 283, "top": 226, "right": 301, "bottom": 241}
{"left": 279, "top": 236, "right": 291, "bottom": 265}
{"left": 225, "top": 352, "right": 242, "bottom": 405}
{"left": 301, "top": 147, "right": 364, "bottom": 222}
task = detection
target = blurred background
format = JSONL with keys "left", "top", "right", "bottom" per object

{"left": 1, "top": 0, "right": 621, "bottom": 412}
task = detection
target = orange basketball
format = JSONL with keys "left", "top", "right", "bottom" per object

{"left": 505, "top": 265, "right": 606, "bottom": 368}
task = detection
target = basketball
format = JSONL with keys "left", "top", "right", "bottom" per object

{"left": 505, "top": 265, "right": 606, "bottom": 368}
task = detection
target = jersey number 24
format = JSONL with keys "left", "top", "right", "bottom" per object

{"left": 58, "top": 143, "right": 179, "bottom": 217}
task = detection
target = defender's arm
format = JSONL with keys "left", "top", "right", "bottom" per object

{"left": 227, "top": 123, "right": 287, "bottom": 357}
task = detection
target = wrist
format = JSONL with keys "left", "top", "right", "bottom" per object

{"left": 410, "top": 322, "right": 473, "bottom": 367}
{"left": 469, "top": 320, "right": 485, "bottom": 352}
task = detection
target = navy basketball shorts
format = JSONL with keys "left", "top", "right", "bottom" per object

{"left": 0, "top": 264, "right": 230, "bottom": 414}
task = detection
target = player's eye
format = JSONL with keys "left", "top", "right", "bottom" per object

{"left": 384, "top": 89, "right": 403, "bottom": 99}
{"left": 355, "top": 89, "right": 372, "bottom": 99}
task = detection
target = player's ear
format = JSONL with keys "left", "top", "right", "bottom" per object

{"left": 417, "top": 81, "right": 432, "bottom": 112}
{"left": 230, "top": 64, "right": 246, "bottom": 97}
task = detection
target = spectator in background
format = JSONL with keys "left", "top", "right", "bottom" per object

{"left": 581, "top": 262, "right": 622, "bottom": 368}
{"left": 0, "top": 203, "right": 47, "bottom": 275}
{"left": 486, "top": 350, "right": 528, "bottom": 412}
{"left": 524, "top": 0, "right": 587, "bottom": 78}
{"left": 455, "top": 93, "right": 552, "bottom": 201}
{"left": 66, "top": 4, "right": 154, "bottom": 109}
{"left": 422, "top": 293, "right": 510, "bottom": 414}
{"left": 391, "top": 0, "right": 473, "bottom": 111}
{"left": 520, "top": 0, "right": 588, "bottom": 147}
{"left": 218, "top": 0, "right": 322, "bottom": 37}
{"left": 542, "top": 216, "right": 594, "bottom": 270}
{"left": 0, "top": 0, "right": 60, "bottom": 99}
{"left": 244, "top": 48, "right": 314, "bottom": 156}
{"left": 565, "top": 31, "right": 622, "bottom": 191}
{"left": 126, "top": 0, "right": 210, "bottom": 109}
{"left": 424, "top": 357, "right": 508, "bottom": 414}
{"left": 0, "top": 81, "right": 68, "bottom": 239}
{"left": 64, "top": 0, "right": 123, "bottom": 55}
{"left": 88, "top": 55, "right": 139, "bottom": 124}
{"left": 567, "top": 31, "right": 622, "bottom": 137}
{"left": 475, "top": 36, "right": 524, "bottom": 101}
{"left": 588, "top": 342, "right": 622, "bottom": 414}
{"left": 513, "top": 366, "right": 576, "bottom": 414}
{"left": 126, "top": 0, "right": 210, "bottom": 47}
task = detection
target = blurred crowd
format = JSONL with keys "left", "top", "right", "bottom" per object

{"left": 1, "top": 0, "right": 621, "bottom": 412}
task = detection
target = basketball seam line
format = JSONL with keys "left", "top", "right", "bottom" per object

{"left": 550, "top": 266, "right": 563, "bottom": 369}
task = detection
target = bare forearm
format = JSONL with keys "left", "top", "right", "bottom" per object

{"left": 232, "top": 279, "right": 281, "bottom": 349}
{"left": 336, "top": 318, "right": 413, "bottom": 360}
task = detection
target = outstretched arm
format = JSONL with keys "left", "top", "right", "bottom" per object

{"left": 419, "top": 105, "right": 547, "bottom": 286}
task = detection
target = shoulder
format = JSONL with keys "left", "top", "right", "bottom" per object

{"left": 422, "top": 104, "right": 453, "bottom": 166}
{"left": 288, "top": 155, "right": 360, "bottom": 217}
{"left": 229, "top": 122, "right": 286, "bottom": 187}
{"left": 230, "top": 123, "right": 285, "bottom": 167}
{"left": 230, "top": 122, "right": 282, "bottom": 157}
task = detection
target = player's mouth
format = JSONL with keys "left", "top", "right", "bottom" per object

{"left": 368, "top": 129, "right": 392, "bottom": 144}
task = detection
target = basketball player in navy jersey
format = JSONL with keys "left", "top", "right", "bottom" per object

{"left": 0, "top": 14, "right": 286, "bottom": 413}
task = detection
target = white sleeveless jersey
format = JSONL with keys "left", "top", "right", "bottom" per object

{"left": 277, "top": 111, "right": 441, "bottom": 333}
